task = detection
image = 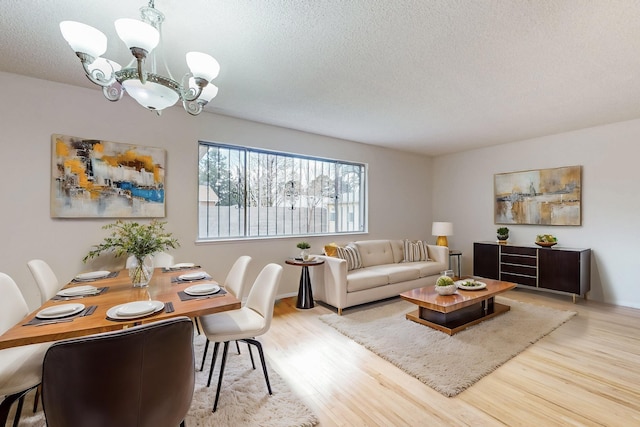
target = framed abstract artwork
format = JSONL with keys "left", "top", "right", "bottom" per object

{"left": 494, "top": 165, "right": 582, "bottom": 226}
{"left": 51, "top": 134, "right": 166, "bottom": 218}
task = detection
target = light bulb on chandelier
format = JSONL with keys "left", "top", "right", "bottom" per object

{"left": 59, "top": 0, "right": 219, "bottom": 116}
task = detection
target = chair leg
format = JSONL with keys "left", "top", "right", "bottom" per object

{"left": 213, "top": 341, "right": 230, "bottom": 413}
{"left": 193, "top": 317, "right": 201, "bottom": 335}
{"left": 235, "top": 340, "right": 241, "bottom": 355}
{"left": 180, "top": 421, "right": 186, "bottom": 427}
{"left": 32, "top": 384, "right": 41, "bottom": 412}
{"left": 206, "top": 342, "right": 221, "bottom": 387}
{"left": 243, "top": 338, "right": 272, "bottom": 395}
{"left": 246, "top": 341, "right": 256, "bottom": 369}
{"left": 12, "top": 396, "right": 25, "bottom": 427}
{"left": 200, "top": 339, "right": 210, "bottom": 371}
{"left": 0, "top": 386, "right": 36, "bottom": 427}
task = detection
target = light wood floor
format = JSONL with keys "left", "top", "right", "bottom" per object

{"left": 262, "top": 289, "right": 640, "bottom": 426}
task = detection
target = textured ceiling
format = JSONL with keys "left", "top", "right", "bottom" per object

{"left": 3, "top": 0, "right": 640, "bottom": 156}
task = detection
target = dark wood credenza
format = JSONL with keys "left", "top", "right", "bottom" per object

{"left": 473, "top": 242, "right": 591, "bottom": 302}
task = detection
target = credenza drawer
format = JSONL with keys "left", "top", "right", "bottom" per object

{"left": 501, "top": 263, "right": 537, "bottom": 276}
{"left": 501, "top": 246, "right": 537, "bottom": 256}
{"left": 501, "top": 254, "right": 537, "bottom": 266}
{"left": 501, "top": 273, "right": 537, "bottom": 287}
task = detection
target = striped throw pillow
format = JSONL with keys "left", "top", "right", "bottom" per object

{"left": 336, "top": 244, "right": 362, "bottom": 270}
{"left": 403, "top": 239, "right": 427, "bottom": 262}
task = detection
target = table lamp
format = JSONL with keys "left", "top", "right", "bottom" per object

{"left": 432, "top": 222, "right": 453, "bottom": 247}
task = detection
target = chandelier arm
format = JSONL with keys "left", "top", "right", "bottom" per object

{"left": 130, "top": 47, "right": 149, "bottom": 84}
{"left": 137, "top": 58, "right": 147, "bottom": 84}
{"left": 183, "top": 100, "right": 203, "bottom": 116}
{"left": 78, "top": 53, "right": 116, "bottom": 87}
{"left": 184, "top": 85, "right": 204, "bottom": 102}
{"left": 103, "top": 82, "right": 124, "bottom": 102}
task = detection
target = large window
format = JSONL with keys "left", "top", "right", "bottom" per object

{"left": 198, "top": 142, "right": 366, "bottom": 240}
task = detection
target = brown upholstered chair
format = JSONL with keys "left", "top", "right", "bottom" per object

{"left": 41, "top": 316, "right": 195, "bottom": 427}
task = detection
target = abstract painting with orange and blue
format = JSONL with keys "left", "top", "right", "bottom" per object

{"left": 51, "top": 134, "right": 166, "bottom": 218}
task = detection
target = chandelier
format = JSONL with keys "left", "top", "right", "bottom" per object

{"left": 59, "top": 0, "right": 219, "bottom": 116}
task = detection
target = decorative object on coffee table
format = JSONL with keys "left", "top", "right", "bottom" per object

{"left": 497, "top": 227, "right": 509, "bottom": 243}
{"left": 434, "top": 275, "right": 456, "bottom": 295}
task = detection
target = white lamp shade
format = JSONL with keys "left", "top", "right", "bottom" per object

{"left": 86, "top": 58, "right": 121, "bottom": 85}
{"left": 87, "top": 58, "right": 121, "bottom": 74}
{"left": 186, "top": 52, "right": 220, "bottom": 81}
{"left": 60, "top": 21, "right": 107, "bottom": 58}
{"left": 432, "top": 222, "right": 453, "bottom": 236}
{"left": 190, "top": 77, "right": 219, "bottom": 102}
{"left": 200, "top": 83, "right": 219, "bottom": 102}
{"left": 115, "top": 19, "right": 159, "bottom": 52}
{"left": 122, "top": 79, "right": 179, "bottom": 111}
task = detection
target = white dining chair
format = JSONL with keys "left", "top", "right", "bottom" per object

{"left": 199, "top": 263, "right": 282, "bottom": 412}
{"left": 27, "top": 259, "right": 61, "bottom": 304}
{"left": 151, "top": 251, "right": 175, "bottom": 268}
{"left": 126, "top": 252, "right": 175, "bottom": 269}
{"left": 198, "top": 255, "right": 252, "bottom": 370}
{"left": 0, "top": 273, "right": 51, "bottom": 426}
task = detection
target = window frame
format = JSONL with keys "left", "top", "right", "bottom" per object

{"left": 197, "top": 141, "right": 368, "bottom": 242}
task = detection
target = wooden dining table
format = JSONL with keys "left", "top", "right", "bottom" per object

{"left": 0, "top": 267, "right": 240, "bottom": 350}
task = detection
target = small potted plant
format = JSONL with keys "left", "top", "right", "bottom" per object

{"left": 296, "top": 241, "right": 311, "bottom": 261}
{"left": 83, "top": 220, "right": 179, "bottom": 287}
{"left": 497, "top": 227, "right": 509, "bottom": 243}
{"left": 435, "top": 275, "right": 456, "bottom": 295}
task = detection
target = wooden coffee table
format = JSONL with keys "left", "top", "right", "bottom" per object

{"left": 399, "top": 278, "right": 516, "bottom": 335}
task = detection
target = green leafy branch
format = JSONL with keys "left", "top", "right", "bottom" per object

{"left": 83, "top": 220, "right": 179, "bottom": 262}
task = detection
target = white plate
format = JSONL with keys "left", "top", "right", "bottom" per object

{"left": 75, "top": 270, "right": 110, "bottom": 281}
{"left": 36, "top": 303, "right": 85, "bottom": 319}
{"left": 184, "top": 284, "right": 220, "bottom": 296}
{"left": 170, "top": 263, "right": 195, "bottom": 269}
{"left": 107, "top": 301, "right": 164, "bottom": 320}
{"left": 178, "top": 271, "right": 207, "bottom": 281}
{"left": 57, "top": 285, "right": 99, "bottom": 297}
{"left": 455, "top": 280, "right": 487, "bottom": 290}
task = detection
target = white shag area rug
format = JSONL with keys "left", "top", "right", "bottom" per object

{"left": 14, "top": 334, "right": 318, "bottom": 427}
{"left": 320, "top": 296, "right": 576, "bottom": 397}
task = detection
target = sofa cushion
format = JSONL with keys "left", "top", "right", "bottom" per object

{"left": 354, "top": 240, "right": 394, "bottom": 267}
{"left": 389, "top": 240, "right": 405, "bottom": 263}
{"left": 374, "top": 264, "right": 421, "bottom": 283}
{"left": 346, "top": 269, "right": 390, "bottom": 292}
{"left": 414, "top": 261, "right": 446, "bottom": 278}
{"left": 336, "top": 244, "right": 362, "bottom": 270}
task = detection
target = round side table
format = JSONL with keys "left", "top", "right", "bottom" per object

{"left": 285, "top": 258, "right": 325, "bottom": 309}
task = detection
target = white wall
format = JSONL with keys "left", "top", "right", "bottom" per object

{"left": 0, "top": 71, "right": 433, "bottom": 309}
{"left": 432, "top": 120, "right": 640, "bottom": 309}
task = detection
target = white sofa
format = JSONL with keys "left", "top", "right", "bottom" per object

{"left": 310, "top": 239, "right": 449, "bottom": 314}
